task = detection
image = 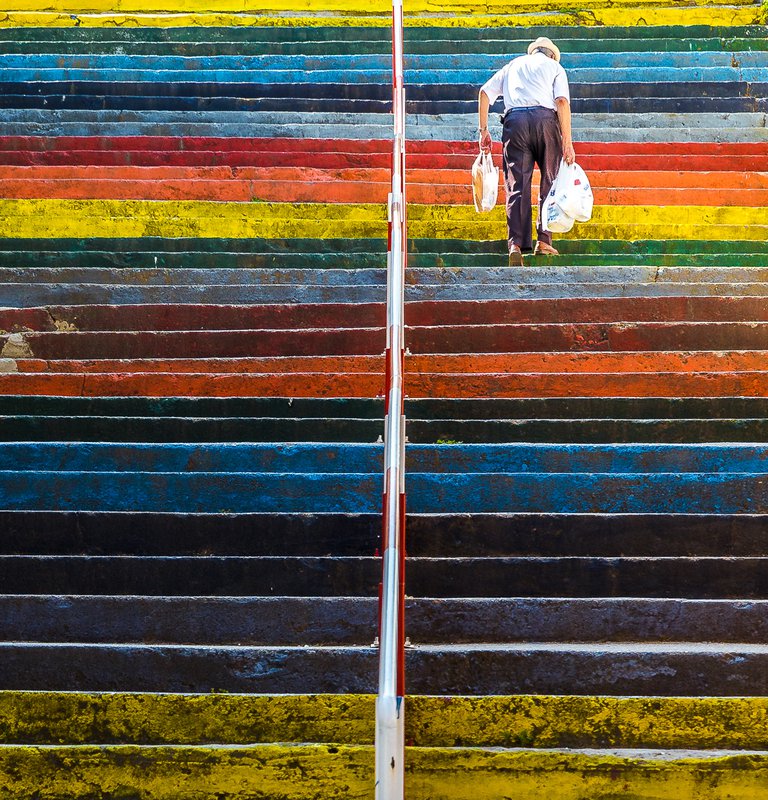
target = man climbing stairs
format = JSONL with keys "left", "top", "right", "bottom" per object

{"left": 1, "top": 0, "right": 768, "bottom": 796}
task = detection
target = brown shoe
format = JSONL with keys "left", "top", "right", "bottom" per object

{"left": 534, "top": 241, "right": 559, "bottom": 256}
{"left": 508, "top": 245, "right": 523, "bottom": 267}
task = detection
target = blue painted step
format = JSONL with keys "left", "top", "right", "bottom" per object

{"left": 1, "top": 472, "right": 767, "bottom": 513}
{"left": 3, "top": 443, "right": 768, "bottom": 474}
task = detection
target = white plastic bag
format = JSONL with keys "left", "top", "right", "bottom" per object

{"left": 541, "top": 189, "right": 574, "bottom": 233}
{"left": 551, "top": 159, "right": 593, "bottom": 222}
{"left": 471, "top": 151, "right": 499, "bottom": 213}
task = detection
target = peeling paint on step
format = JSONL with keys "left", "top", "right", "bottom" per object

{"left": 0, "top": 333, "right": 33, "bottom": 359}
{"left": 0, "top": 359, "right": 17, "bottom": 373}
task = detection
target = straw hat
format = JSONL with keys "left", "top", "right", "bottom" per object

{"left": 527, "top": 36, "right": 561, "bottom": 63}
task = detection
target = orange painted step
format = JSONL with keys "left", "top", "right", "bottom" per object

{"left": 2, "top": 166, "right": 765, "bottom": 206}
{"left": 2, "top": 167, "right": 764, "bottom": 189}
{"left": 0, "top": 372, "right": 384, "bottom": 398}
{"left": 407, "top": 372, "right": 768, "bottom": 398}
{"left": 11, "top": 351, "right": 767, "bottom": 375}
{"left": 3, "top": 369, "right": 768, "bottom": 398}
{"left": 14, "top": 355, "right": 383, "bottom": 373}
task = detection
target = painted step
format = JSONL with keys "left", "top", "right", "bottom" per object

{"left": 8, "top": 351, "right": 768, "bottom": 377}
{"left": 0, "top": 596, "right": 379, "bottom": 645}
{"left": 7, "top": 323, "right": 768, "bottom": 358}
{"left": 0, "top": 234, "right": 763, "bottom": 260}
{"left": 1, "top": 23, "right": 764, "bottom": 43}
{"left": 7, "top": 51, "right": 768, "bottom": 70}
{"left": 5, "top": 596, "right": 768, "bottom": 645}
{"left": 3, "top": 442, "right": 767, "bottom": 475}
{"left": 2, "top": 29, "right": 767, "bottom": 55}
{"left": 4, "top": 141, "right": 766, "bottom": 173}
{"left": 407, "top": 322, "right": 768, "bottom": 352}
{"left": 2, "top": 115, "right": 766, "bottom": 142}
{"left": 1, "top": 329, "right": 386, "bottom": 358}
{"left": 9, "top": 282, "right": 768, "bottom": 307}
{"left": 1, "top": 742, "right": 768, "bottom": 800}
{"left": 4, "top": 371, "right": 768, "bottom": 398}
{"left": 2, "top": 511, "right": 767, "bottom": 557}
{"left": 3, "top": 393, "right": 768, "bottom": 418}
{"left": 5, "top": 641, "right": 768, "bottom": 694}
{"left": 0, "top": 303, "right": 385, "bottom": 332}
{"left": 2, "top": 92, "right": 765, "bottom": 120}
{"left": 3, "top": 199, "right": 766, "bottom": 241}
{"left": 6, "top": 167, "right": 768, "bottom": 205}
{"left": 11, "top": 295, "right": 768, "bottom": 334}
{"left": 4, "top": 554, "right": 768, "bottom": 598}
{"left": 0, "top": 416, "right": 387, "bottom": 443}
{"left": 7, "top": 691, "right": 768, "bottom": 750}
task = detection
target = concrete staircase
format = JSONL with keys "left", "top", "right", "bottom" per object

{"left": 2, "top": 1, "right": 768, "bottom": 797}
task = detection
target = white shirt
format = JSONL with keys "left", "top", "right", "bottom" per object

{"left": 480, "top": 51, "right": 570, "bottom": 112}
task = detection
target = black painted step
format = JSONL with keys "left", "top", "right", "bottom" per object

{"left": 2, "top": 512, "right": 764, "bottom": 557}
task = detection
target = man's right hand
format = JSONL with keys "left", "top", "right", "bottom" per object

{"left": 563, "top": 141, "right": 576, "bottom": 165}
{"left": 479, "top": 129, "right": 492, "bottom": 153}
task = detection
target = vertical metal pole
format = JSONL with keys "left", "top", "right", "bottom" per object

{"left": 375, "top": 0, "right": 406, "bottom": 797}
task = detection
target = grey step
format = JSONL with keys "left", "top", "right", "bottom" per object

{"left": 4, "top": 555, "right": 768, "bottom": 599}
{"left": 4, "top": 643, "right": 768, "bottom": 694}
{"left": 4, "top": 596, "right": 768, "bottom": 645}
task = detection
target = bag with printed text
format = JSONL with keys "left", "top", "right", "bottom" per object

{"left": 541, "top": 159, "right": 593, "bottom": 233}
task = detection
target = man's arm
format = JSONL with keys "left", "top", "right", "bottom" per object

{"left": 478, "top": 89, "right": 492, "bottom": 152}
{"left": 555, "top": 96, "right": 576, "bottom": 165}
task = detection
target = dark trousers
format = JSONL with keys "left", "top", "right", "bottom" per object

{"left": 501, "top": 107, "right": 563, "bottom": 252}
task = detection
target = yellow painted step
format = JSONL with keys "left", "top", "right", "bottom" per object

{"left": 3, "top": 744, "right": 768, "bottom": 799}
{"left": 1, "top": 198, "right": 765, "bottom": 241}
{"left": 0, "top": 5, "right": 765, "bottom": 26}
{"left": 1, "top": 0, "right": 758, "bottom": 13}
{"left": 7, "top": 693, "right": 768, "bottom": 751}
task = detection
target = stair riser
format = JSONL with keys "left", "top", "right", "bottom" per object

{"left": 4, "top": 556, "right": 768, "bottom": 598}
{"left": 4, "top": 645, "right": 768, "bottom": 694}
{"left": 5, "top": 597, "right": 768, "bottom": 644}
{"left": 1, "top": 330, "right": 386, "bottom": 359}
{"left": 3, "top": 95, "right": 765, "bottom": 117}
{"left": 2, "top": 393, "right": 767, "bottom": 417}
{"left": 8, "top": 691, "right": 768, "bottom": 749}
{"left": 0, "top": 304, "right": 385, "bottom": 332}
{"left": 4, "top": 511, "right": 766, "bottom": 557}
{"left": 2, "top": 235, "right": 764, "bottom": 255}
{"left": 2, "top": 472, "right": 768, "bottom": 513}
{"left": 2, "top": 443, "right": 767, "bottom": 474}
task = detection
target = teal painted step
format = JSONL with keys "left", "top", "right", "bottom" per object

{"left": 0, "top": 239, "right": 763, "bottom": 267}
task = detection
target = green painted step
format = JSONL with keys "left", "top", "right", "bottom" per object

{"left": 0, "top": 25, "right": 764, "bottom": 43}
{"left": 3, "top": 238, "right": 765, "bottom": 255}
{"left": 7, "top": 693, "right": 768, "bottom": 750}
{"left": 0, "top": 239, "right": 764, "bottom": 270}
{"left": 3, "top": 36, "right": 766, "bottom": 55}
